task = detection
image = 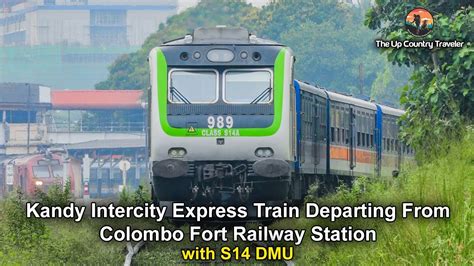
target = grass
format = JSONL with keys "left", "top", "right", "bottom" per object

{"left": 0, "top": 131, "right": 472, "bottom": 265}
{"left": 278, "top": 130, "right": 473, "bottom": 265}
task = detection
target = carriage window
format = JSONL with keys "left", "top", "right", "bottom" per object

{"left": 169, "top": 70, "right": 218, "bottom": 104}
{"left": 224, "top": 70, "right": 272, "bottom": 104}
{"left": 52, "top": 165, "right": 63, "bottom": 178}
{"left": 33, "top": 166, "right": 50, "bottom": 179}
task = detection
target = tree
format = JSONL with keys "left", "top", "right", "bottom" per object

{"left": 280, "top": 21, "right": 386, "bottom": 97}
{"left": 370, "top": 62, "right": 411, "bottom": 106}
{"left": 96, "top": 0, "right": 256, "bottom": 90}
{"left": 365, "top": 1, "right": 473, "bottom": 157}
{"left": 97, "top": 0, "right": 412, "bottom": 107}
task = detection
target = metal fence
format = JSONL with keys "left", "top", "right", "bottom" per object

{"left": 48, "top": 121, "right": 145, "bottom": 133}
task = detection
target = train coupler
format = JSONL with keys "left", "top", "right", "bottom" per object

{"left": 236, "top": 185, "right": 252, "bottom": 202}
{"left": 191, "top": 185, "right": 199, "bottom": 201}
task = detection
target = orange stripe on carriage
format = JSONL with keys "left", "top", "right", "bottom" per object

{"left": 329, "top": 146, "right": 375, "bottom": 164}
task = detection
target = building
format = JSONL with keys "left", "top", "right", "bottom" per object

{"left": 0, "top": 0, "right": 178, "bottom": 88}
{"left": 0, "top": 0, "right": 177, "bottom": 47}
{"left": 0, "top": 83, "right": 147, "bottom": 199}
{"left": 0, "top": 83, "right": 51, "bottom": 155}
{"left": 0, "top": 83, "right": 145, "bottom": 155}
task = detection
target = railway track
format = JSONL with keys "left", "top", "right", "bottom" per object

{"left": 122, "top": 221, "right": 295, "bottom": 265}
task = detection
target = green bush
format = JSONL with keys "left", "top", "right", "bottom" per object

{"left": 119, "top": 185, "right": 152, "bottom": 206}
{"left": 35, "top": 182, "right": 72, "bottom": 207}
{"left": 0, "top": 189, "right": 48, "bottom": 249}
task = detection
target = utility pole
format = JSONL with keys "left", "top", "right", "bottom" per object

{"left": 358, "top": 63, "right": 364, "bottom": 97}
{"left": 2, "top": 0, "right": 6, "bottom": 44}
{"left": 26, "top": 83, "right": 31, "bottom": 154}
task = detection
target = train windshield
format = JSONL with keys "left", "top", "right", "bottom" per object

{"left": 169, "top": 70, "right": 218, "bottom": 104}
{"left": 33, "top": 165, "right": 51, "bottom": 179}
{"left": 52, "top": 165, "right": 63, "bottom": 178}
{"left": 224, "top": 70, "right": 272, "bottom": 104}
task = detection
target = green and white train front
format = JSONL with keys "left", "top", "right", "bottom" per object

{"left": 148, "top": 28, "right": 295, "bottom": 205}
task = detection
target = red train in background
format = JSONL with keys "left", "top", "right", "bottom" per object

{"left": 0, "top": 152, "right": 80, "bottom": 198}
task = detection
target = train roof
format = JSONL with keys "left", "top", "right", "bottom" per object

{"left": 325, "top": 90, "right": 377, "bottom": 111}
{"left": 295, "top": 80, "right": 405, "bottom": 115}
{"left": 297, "top": 81, "right": 327, "bottom": 98}
{"left": 379, "top": 104, "right": 405, "bottom": 116}
{"left": 296, "top": 80, "right": 376, "bottom": 110}
{"left": 162, "top": 27, "right": 282, "bottom": 46}
{"left": 1, "top": 153, "right": 63, "bottom": 165}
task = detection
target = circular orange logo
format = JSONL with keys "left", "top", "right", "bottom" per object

{"left": 405, "top": 8, "right": 434, "bottom": 37}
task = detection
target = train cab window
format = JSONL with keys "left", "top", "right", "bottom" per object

{"left": 38, "top": 159, "right": 59, "bottom": 165}
{"left": 33, "top": 165, "right": 50, "bottom": 179}
{"left": 224, "top": 70, "right": 272, "bottom": 104}
{"left": 52, "top": 165, "right": 63, "bottom": 178}
{"left": 169, "top": 69, "right": 218, "bottom": 103}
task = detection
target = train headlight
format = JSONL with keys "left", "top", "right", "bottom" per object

{"left": 168, "top": 148, "right": 187, "bottom": 158}
{"left": 207, "top": 49, "right": 234, "bottom": 62}
{"left": 255, "top": 148, "right": 274, "bottom": 158}
{"left": 35, "top": 180, "right": 43, "bottom": 186}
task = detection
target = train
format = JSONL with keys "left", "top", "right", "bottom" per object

{"left": 148, "top": 27, "right": 414, "bottom": 209}
{"left": 0, "top": 151, "right": 79, "bottom": 198}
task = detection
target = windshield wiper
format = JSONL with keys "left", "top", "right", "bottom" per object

{"left": 170, "top": 86, "right": 191, "bottom": 104}
{"left": 250, "top": 87, "right": 272, "bottom": 104}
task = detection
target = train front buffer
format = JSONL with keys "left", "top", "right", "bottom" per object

{"left": 152, "top": 158, "right": 291, "bottom": 205}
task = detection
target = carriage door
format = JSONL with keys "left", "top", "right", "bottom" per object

{"left": 313, "top": 97, "right": 320, "bottom": 167}
{"left": 349, "top": 106, "right": 357, "bottom": 170}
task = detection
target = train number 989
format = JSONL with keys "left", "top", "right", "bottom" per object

{"left": 208, "top": 116, "right": 233, "bottom": 129}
